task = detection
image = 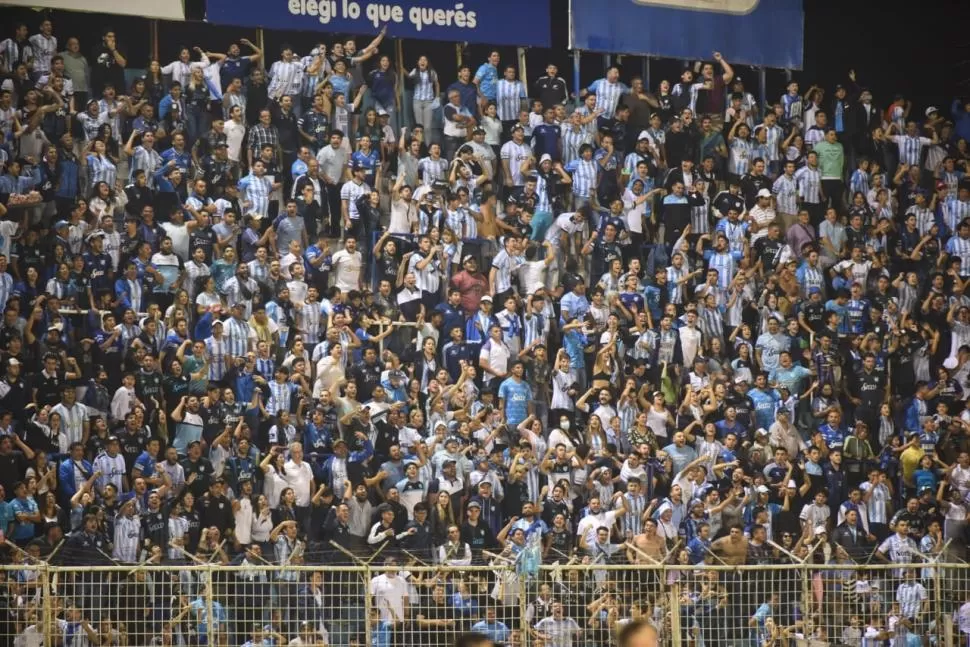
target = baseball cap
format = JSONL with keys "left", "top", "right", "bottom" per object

{"left": 376, "top": 108, "right": 389, "bottom": 116}
{"left": 7, "top": 358, "right": 20, "bottom": 367}
{"left": 54, "top": 220, "right": 69, "bottom": 230}
{"left": 480, "top": 295, "right": 493, "bottom": 302}
{"left": 462, "top": 255, "right": 477, "bottom": 264}
{"left": 926, "top": 106, "right": 939, "bottom": 117}
{"left": 755, "top": 485, "right": 770, "bottom": 494}
{"left": 472, "top": 126, "right": 485, "bottom": 134}
{"left": 539, "top": 154, "right": 552, "bottom": 164}
{"left": 637, "top": 130, "right": 650, "bottom": 141}
{"left": 757, "top": 188, "right": 772, "bottom": 198}
{"left": 466, "top": 500, "right": 482, "bottom": 509}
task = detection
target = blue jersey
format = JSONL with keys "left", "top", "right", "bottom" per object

{"left": 748, "top": 388, "right": 781, "bottom": 430}
{"left": 498, "top": 378, "right": 532, "bottom": 427}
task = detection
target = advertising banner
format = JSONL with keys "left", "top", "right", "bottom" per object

{"left": 570, "top": 0, "right": 804, "bottom": 69}
{"left": 206, "top": 0, "right": 551, "bottom": 47}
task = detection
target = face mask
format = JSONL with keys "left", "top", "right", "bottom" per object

{"left": 560, "top": 420, "right": 570, "bottom": 431}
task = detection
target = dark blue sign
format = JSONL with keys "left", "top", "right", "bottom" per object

{"left": 206, "top": 0, "right": 551, "bottom": 47}
{"left": 570, "top": 0, "right": 804, "bottom": 69}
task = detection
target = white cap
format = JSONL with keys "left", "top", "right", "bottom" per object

{"left": 755, "top": 427, "right": 768, "bottom": 436}
{"left": 539, "top": 153, "right": 552, "bottom": 164}
{"left": 944, "top": 357, "right": 959, "bottom": 370}
{"left": 637, "top": 130, "right": 650, "bottom": 141}
{"left": 926, "top": 106, "right": 939, "bottom": 117}
{"left": 7, "top": 358, "right": 20, "bottom": 367}
{"left": 755, "top": 485, "right": 770, "bottom": 494}
{"left": 814, "top": 525, "right": 827, "bottom": 536}
{"left": 757, "top": 188, "right": 772, "bottom": 198}
{"left": 413, "top": 185, "right": 433, "bottom": 203}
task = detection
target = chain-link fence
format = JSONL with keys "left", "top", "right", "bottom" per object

{"left": 4, "top": 559, "right": 970, "bottom": 646}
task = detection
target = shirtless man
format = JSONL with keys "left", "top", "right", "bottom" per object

{"left": 711, "top": 523, "right": 749, "bottom": 565}
{"left": 627, "top": 518, "right": 665, "bottom": 564}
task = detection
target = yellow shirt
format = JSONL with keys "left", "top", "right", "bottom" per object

{"left": 900, "top": 445, "right": 925, "bottom": 487}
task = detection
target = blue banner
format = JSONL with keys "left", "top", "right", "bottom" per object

{"left": 206, "top": 0, "right": 551, "bottom": 47}
{"left": 570, "top": 0, "right": 803, "bottom": 69}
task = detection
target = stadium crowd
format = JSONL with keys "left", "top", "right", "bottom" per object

{"left": 2, "top": 12, "right": 970, "bottom": 647}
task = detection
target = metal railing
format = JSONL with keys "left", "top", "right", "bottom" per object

{"left": 7, "top": 559, "right": 970, "bottom": 646}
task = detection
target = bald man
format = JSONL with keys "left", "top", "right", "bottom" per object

{"left": 618, "top": 620, "right": 659, "bottom": 647}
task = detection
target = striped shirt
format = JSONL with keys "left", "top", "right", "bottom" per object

{"left": 906, "top": 205, "right": 934, "bottom": 236}
{"left": 205, "top": 335, "right": 229, "bottom": 381}
{"left": 691, "top": 195, "right": 711, "bottom": 235}
{"left": 587, "top": 78, "right": 629, "bottom": 119}
{"left": 98, "top": 99, "right": 124, "bottom": 139}
{"left": 759, "top": 123, "right": 783, "bottom": 162}
{"left": 256, "top": 356, "right": 276, "bottom": 379}
{"left": 946, "top": 198, "right": 970, "bottom": 233}
{"left": 161, "top": 60, "right": 202, "bottom": 89}
{"left": 418, "top": 157, "right": 448, "bottom": 184}
{"left": 167, "top": 516, "right": 189, "bottom": 560}
{"left": 947, "top": 235, "right": 970, "bottom": 276}
{"left": 112, "top": 514, "right": 141, "bottom": 563}
{"left": 340, "top": 179, "right": 370, "bottom": 221}
{"left": 86, "top": 154, "right": 117, "bottom": 191}
{"left": 706, "top": 251, "right": 736, "bottom": 290}
{"left": 877, "top": 533, "right": 918, "bottom": 577}
{"left": 298, "top": 301, "right": 322, "bottom": 344}
{"left": 715, "top": 219, "right": 747, "bottom": 254}
{"left": 772, "top": 174, "right": 798, "bottom": 214}
{"left": 239, "top": 172, "right": 272, "bottom": 218}
{"left": 620, "top": 493, "right": 646, "bottom": 537}
{"left": 795, "top": 165, "right": 822, "bottom": 203}
{"left": 274, "top": 536, "right": 301, "bottom": 580}
{"left": 0, "top": 39, "right": 31, "bottom": 72}
{"left": 804, "top": 126, "right": 825, "bottom": 151}
{"left": 729, "top": 138, "right": 753, "bottom": 176}
{"left": 501, "top": 141, "right": 533, "bottom": 186}
{"left": 496, "top": 79, "right": 526, "bottom": 122}
{"left": 941, "top": 170, "right": 963, "bottom": 194}
{"left": 224, "top": 317, "right": 251, "bottom": 358}
{"left": 446, "top": 207, "right": 469, "bottom": 239}
{"left": 892, "top": 134, "right": 933, "bottom": 167}
{"left": 666, "top": 265, "right": 687, "bottom": 304}
{"left": 896, "top": 581, "right": 927, "bottom": 619}
{"left": 267, "top": 379, "right": 293, "bottom": 415}
{"left": 567, "top": 158, "right": 598, "bottom": 199}
{"left": 267, "top": 59, "right": 303, "bottom": 98}
{"left": 850, "top": 169, "right": 870, "bottom": 197}
{"left": 130, "top": 146, "right": 163, "bottom": 188}
{"left": 300, "top": 55, "right": 331, "bottom": 98}
{"left": 28, "top": 34, "right": 56, "bottom": 74}
{"left": 409, "top": 68, "right": 437, "bottom": 101}
{"left": 247, "top": 260, "right": 269, "bottom": 286}
{"left": 560, "top": 126, "right": 592, "bottom": 166}
{"left": 0, "top": 273, "right": 11, "bottom": 313}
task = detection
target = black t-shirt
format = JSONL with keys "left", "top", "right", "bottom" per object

{"left": 0, "top": 451, "right": 26, "bottom": 500}
{"left": 90, "top": 44, "right": 126, "bottom": 95}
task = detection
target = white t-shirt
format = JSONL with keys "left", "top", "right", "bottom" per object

{"left": 331, "top": 249, "right": 363, "bottom": 292}
{"left": 518, "top": 260, "right": 547, "bottom": 296}
{"left": 576, "top": 510, "right": 618, "bottom": 547}
{"left": 369, "top": 573, "right": 410, "bottom": 623}
{"left": 161, "top": 222, "right": 191, "bottom": 260}
{"left": 283, "top": 459, "right": 314, "bottom": 507}
{"left": 0, "top": 220, "right": 17, "bottom": 260}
